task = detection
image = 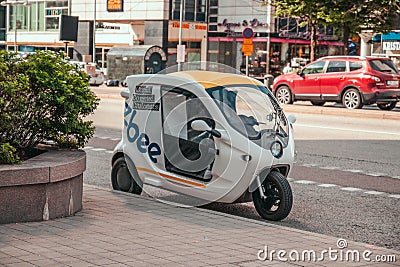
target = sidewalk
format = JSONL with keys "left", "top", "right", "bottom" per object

{"left": 0, "top": 185, "right": 398, "bottom": 266}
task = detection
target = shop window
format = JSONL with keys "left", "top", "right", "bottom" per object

{"left": 209, "top": 8, "right": 218, "bottom": 15}
{"left": 45, "top": 0, "right": 68, "bottom": 31}
{"left": 209, "top": 16, "right": 217, "bottom": 23}
{"left": 210, "top": 0, "right": 218, "bottom": 6}
{"left": 9, "top": 5, "right": 29, "bottom": 31}
{"left": 209, "top": 25, "right": 217, "bottom": 31}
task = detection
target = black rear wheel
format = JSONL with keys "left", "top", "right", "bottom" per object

{"left": 111, "top": 157, "right": 142, "bottom": 195}
{"left": 311, "top": 101, "right": 325, "bottom": 106}
{"left": 252, "top": 171, "right": 292, "bottom": 221}
{"left": 377, "top": 102, "right": 396, "bottom": 111}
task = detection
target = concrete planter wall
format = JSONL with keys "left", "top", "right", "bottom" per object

{"left": 0, "top": 150, "right": 86, "bottom": 224}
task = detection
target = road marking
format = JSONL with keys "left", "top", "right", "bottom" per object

{"left": 391, "top": 176, "right": 400, "bottom": 180}
{"left": 105, "top": 151, "right": 113, "bottom": 154}
{"left": 318, "top": 184, "right": 338, "bottom": 188}
{"left": 318, "top": 166, "right": 340, "bottom": 170}
{"left": 301, "top": 163, "right": 318, "bottom": 167}
{"left": 91, "top": 148, "right": 106, "bottom": 151}
{"left": 388, "top": 194, "right": 400, "bottom": 199}
{"left": 296, "top": 123, "right": 400, "bottom": 136}
{"left": 83, "top": 146, "right": 94, "bottom": 150}
{"left": 341, "top": 187, "right": 362, "bottom": 192}
{"left": 365, "top": 173, "right": 386, "bottom": 177}
{"left": 364, "top": 191, "right": 385, "bottom": 195}
{"left": 111, "top": 138, "right": 121, "bottom": 141}
{"left": 294, "top": 180, "right": 316, "bottom": 184}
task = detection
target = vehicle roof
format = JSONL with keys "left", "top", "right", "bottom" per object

{"left": 317, "top": 55, "right": 390, "bottom": 61}
{"left": 167, "top": 70, "right": 262, "bottom": 89}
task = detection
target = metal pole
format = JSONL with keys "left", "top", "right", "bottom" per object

{"left": 266, "top": 0, "right": 271, "bottom": 74}
{"left": 178, "top": 0, "right": 183, "bottom": 71}
{"left": 14, "top": 5, "right": 17, "bottom": 51}
{"left": 93, "top": 0, "right": 96, "bottom": 63}
{"left": 245, "top": 55, "right": 249, "bottom": 76}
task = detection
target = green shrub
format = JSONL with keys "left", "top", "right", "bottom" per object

{"left": 0, "top": 50, "right": 99, "bottom": 164}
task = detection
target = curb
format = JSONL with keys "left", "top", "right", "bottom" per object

{"left": 283, "top": 104, "right": 400, "bottom": 121}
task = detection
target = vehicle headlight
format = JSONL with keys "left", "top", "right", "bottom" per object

{"left": 270, "top": 141, "right": 283, "bottom": 158}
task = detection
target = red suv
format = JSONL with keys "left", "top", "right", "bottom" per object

{"left": 272, "top": 56, "right": 400, "bottom": 110}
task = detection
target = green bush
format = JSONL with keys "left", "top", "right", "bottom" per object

{"left": 0, "top": 50, "right": 99, "bottom": 164}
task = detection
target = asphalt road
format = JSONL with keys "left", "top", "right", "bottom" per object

{"left": 84, "top": 92, "right": 400, "bottom": 251}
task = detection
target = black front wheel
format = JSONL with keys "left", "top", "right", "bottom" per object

{"left": 111, "top": 157, "right": 142, "bottom": 195}
{"left": 252, "top": 171, "right": 292, "bottom": 221}
{"left": 377, "top": 102, "right": 397, "bottom": 111}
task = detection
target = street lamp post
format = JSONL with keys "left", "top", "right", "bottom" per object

{"left": 0, "top": 0, "right": 30, "bottom": 52}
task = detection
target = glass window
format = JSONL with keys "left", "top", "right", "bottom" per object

{"left": 302, "top": 61, "right": 326, "bottom": 74}
{"left": 326, "top": 61, "right": 346, "bottom": 73}
{"left": 369, "top": 59, "right": 398, "bottom": 74}
{"left": 349, "top": 62, "right": 363, "bottom": 72}
{"left": 9, "top": 5, "right": 29, "bottom": 31}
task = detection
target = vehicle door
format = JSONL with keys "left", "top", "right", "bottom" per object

{"left": 319, "top": 60, "right": 347, "bottom": 100}
{"left": 294, "top": 61, "right": 326, "bottom": 100}
{"left": 161, "top": 86, "right": 217, "bottom": 181}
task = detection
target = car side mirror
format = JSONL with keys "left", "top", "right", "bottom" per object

{"left": 191, "top": 119, "right": 222, "bottom": 138}
{"left": 297, "top": 70, "right": 304, "bottom": 77}
{"left": 287, "top": 114, "right": 296, "bottom": 124}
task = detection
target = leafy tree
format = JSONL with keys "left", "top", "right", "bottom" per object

{"left": 320, "top": 0, "right": 400, "bottom": 55}
{"left": 270, "top": 0, "right": 331, "bottom": 61}
{"left": 0, "top": 50, "right": 99, "bottom": 164}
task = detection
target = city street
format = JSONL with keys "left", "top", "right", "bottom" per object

{"left": 85, "top": 87, "right": 400, "bottom": 251}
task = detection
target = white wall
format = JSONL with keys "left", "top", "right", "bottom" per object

{"left": 71, "top": 0, "right": 169, "bottom": 21}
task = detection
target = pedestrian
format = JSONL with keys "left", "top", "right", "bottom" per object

{"left": 282, "top": 62, "right": 293, "bottom": 74}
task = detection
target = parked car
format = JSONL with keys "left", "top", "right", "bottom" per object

{"left": 272, "top": 56, "right": 400, "bottom": 110}
{"left": 69, "top": 61, "right": 105, "bottom": 86}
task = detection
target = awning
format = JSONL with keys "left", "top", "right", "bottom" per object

{"left": 373, "top": 32, "right": 400, "bottom": 41}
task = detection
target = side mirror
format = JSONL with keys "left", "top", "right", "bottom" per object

{"left": 191, "top": 119, "right": 222, "bottom": 138}
{"left": 287, "top": 114, "right": 296, "bottom": 124}
{"left": 297, "top": 70, "right": 304, "bottom": 77}
{"left": 191, "top": 119, "right": 211, "bottom": 132}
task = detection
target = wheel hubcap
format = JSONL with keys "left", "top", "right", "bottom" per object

{"left": 277, "top": 88, "right": 290, "bottom": 104}
{"left": 344, "top": 91, "right": 358, "bottom": 108}
{"left": 261, "top": 181, "right": 281, "bottom": 212}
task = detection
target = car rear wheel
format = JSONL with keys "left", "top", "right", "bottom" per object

{"left": 377, "top": 102, "right": 396, "bottom": 111}
{"left": 342, "top": 89, "right": 363, "bottom": 109}
{"left": 275, "top": 86, "right": 293, "bottom": 105}
{"left": 111, "top": 157, "right": 142, "bottom": 195}
{"left": 310, "top": 101, "right": 325, "bottom": 106}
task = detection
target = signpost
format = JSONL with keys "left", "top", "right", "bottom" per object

{"left": 242, "top": 27, "right": 254, "bottom": 76}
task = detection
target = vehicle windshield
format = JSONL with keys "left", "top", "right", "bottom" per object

{"left": 206, "top": 84, "right": 289, "bottom": 147}
{"left": 369, "top": 59, "right": 399, "bottom": 74}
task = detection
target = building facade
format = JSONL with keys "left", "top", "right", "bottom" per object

{"left": 1, "top": 0, "right": 344, "bottom": 76}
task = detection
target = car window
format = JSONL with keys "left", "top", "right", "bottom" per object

{"left": 302, "top": 61, "right": 325, "bottom": 74}
{"left": 369, "top": 59, "right": 398, "bottom": 74}
{"left": 349, "top": 62, "right": 363, "bottom": 71}
{"left": 326, "top": 61, "right": 346, "bottom": 73}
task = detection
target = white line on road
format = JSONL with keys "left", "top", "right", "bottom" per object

{"left": 294, "top": 180, "right": 316, "bottom": 184}
{"left": 318, "top": 184, "right": 338, "bottom": 188}
{"left": 388, "top": 194, "right": 400, "bottom": 199}
{"left": 363, "top": 191, "right": 385, "bottom": 195}
{"left": 341, "top": 187, "right": 362, "bottom": 192}
{"left": 83, "top": 146, "right": 94, "bottom": 150}
{"left": 295, "top": 123, "right": 400, "bottom": 136}
{"left": 91, "top": 148, "right": 106, "bottom": 152}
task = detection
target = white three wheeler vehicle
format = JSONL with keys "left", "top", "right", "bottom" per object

{"left": 111, "top": 67, "right": 296, "bottom": 221}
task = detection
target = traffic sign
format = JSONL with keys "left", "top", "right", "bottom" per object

{"left": 242, "top": 44, "right": 254, "bottom": 53}
{"left": 242, "top": 27, "right": 254, "bottom": 39}
{"left": 243, "top": 38, "right": 253, "bottom": 45}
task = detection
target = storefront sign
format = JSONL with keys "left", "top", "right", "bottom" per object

{"left": 172, "top": 22, "right": 207, "bottom": 31}
{"left": 383, "top": 42, "right": 400, "bottom": 51}
{"left": 107, "top": 0, "right": 123, "bottom": 12}
{"left": 218, "top": 18, "right": 269, "bottom": 29}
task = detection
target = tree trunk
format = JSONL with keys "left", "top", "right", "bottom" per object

{"left": 310, "top": 21, "right": 317, "bottom": 62}
{"left": 342, "top": 24, "right": 350, "bottom": 55}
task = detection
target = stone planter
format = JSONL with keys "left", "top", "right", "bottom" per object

{"left": 0, "top": 150, "right": 86, "bottom": 224}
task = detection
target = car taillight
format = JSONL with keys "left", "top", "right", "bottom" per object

{"left": 364, "top": 74, "right": 384, "bottom": 86}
